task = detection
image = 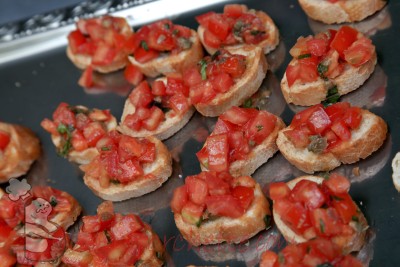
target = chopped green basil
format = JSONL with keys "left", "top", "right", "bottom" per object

{"left": 352, "top": 215, "right": 359, "bottom": 222}
{"left": 298, "top": 53, "right": 311, "bottom": 59}
{"left": 172, "top": 29, "right": 179, "bottom": 35}
{"left": 104, "top": 230, "right": 112, "bottom": 243}
{"left": 278, "top": 253, "right": 285, "bottom": 264}
{"left": 242, "top": 98, "right": 253, "bottom": 108}
{"left": 199, "top": 59, "right": 208, "bottom": 80}
{"left": 49, "top": 196, "right": 58, "bottom": 207}
{"left": 320, "top": 219, "right": 325, "bottom": 233}
{"left": 164, "top": 23, "right": 170, "bottom": 30}
{"left": 256, "top": 125, "right": 263, "bottom": 132}
{"left": 320, "top": 172, "right": 330, "bottom": 180}
{"left": 322, "top": 86, "right": 340, "bottom": 107}
{"left": 250, "top": 29, "right": 265, "bottom": 36}
{"left": 110, "top": 179, "right": 120, "bottom": 185}
{"left": 307, "top": 135, "right": 327, "bottom": 154}
{"left": 317, "top": 264, "right": 334, "bottom": 267}
{"left": 196, "top": 217, "right": 203, "bottom": 228}
{"left": 57, "top": 123, "right": 68, "bottom": 135}
{"left": 317, "top": 63, "right": 329, "bottom": 78}
{"left": 101, "top": 146, "right": 110, "bottom": 151}
{"left": 332, "top": 195, "right": 344, "bottom": 201}
{"left": 264, "top": 215, "right": 272, "bottom": 229}
{"left": 140, "top": 40, "right": 149, "bottom": 51}
{"left": 56, "top": 123, "right": 74, "bottom": 157}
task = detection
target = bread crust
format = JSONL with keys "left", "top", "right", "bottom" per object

{"left": 201, "top": 116, "right": 286, "bottom": 177}
{"left": 136, "top": 223, "right": 165, "bottom": 266}
{"left": 277, "top": 109, "right": 387, "bottom": 173}
{"left": 174, "top": 179, "right": 270, "bottom": 246}
{"left": 195, "top": 46, "right": 268, "bottom": 117}
{"left": 298, "top": 0, "right": 387, "bottom": 24}
{"left": 272, "top": 175, "right": 368, "bottom": 253}
{"left": 197, "top": 7, "right": 279, "bottom": 55}
{"left": 281, "top": 52, "right": 377, "bottom": 106}
{"left": 0, "top": 123, "right": 41, "bottom": 182}
{"left": 49, "top": 188, "right": 82, "bottom": 230}
{"left": 82, "top": 136, "right": 172, "bottom": 202}
{"left": 392, "top": 152, "right": 400, "bottom": 192}
{"left": 128, "top": 29, "right": 204, "bottom": 78}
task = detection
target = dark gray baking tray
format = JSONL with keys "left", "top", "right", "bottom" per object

{"left": 1, "top": 0, "right": 400, "bottom": 266}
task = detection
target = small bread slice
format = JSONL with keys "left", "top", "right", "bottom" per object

{"left": 392, "top": 152, "right": 400, "bottom": 192}
{"left": 195, "top": 46, "right": 268, "bottom": 117}
{"left": 281, "top": 52, "right": 377, "bottom": 106}
{"left": 273, "top": 175, "right": 368, "bottom": 253}
{"left": 128, "top": 29, "right": 204, "bottom": 78}
{"left": 197, "top": 7, "right": 279, "bottom": 55}
{"left": 277, "top": 109, "right": 387, "bottom": 173}
{"left": 118, "top": 77, "right": 195, "bottom": 140}
{"left": 298, "top": 0, "right": 387, "bottom": 24}
{"left": 0, "top": 123, "right": 40, "bottom": 182}
{"left": 174, "top": 177, "right": 270, "bottom": 246}
{"left": 81, "top": 136, "right": 172, "bottom": 202}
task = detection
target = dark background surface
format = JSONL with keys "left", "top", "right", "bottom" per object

{"left": 0, "top": 0, "right": 400, "bottom": 266}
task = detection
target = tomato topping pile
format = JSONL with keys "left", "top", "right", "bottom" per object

{"left": 270, "top": 174, "right": 360, "bottom": 241}
{"left": 286, "top": 26, "right": 374, "bottom": 87}
{"left": 62, "top": 201, "right": 159, "bottom": 266}
{"left": 130, "top": 19, "right": 193, "bottom": 64}
{"left": 80, "top": 130, "right": 156, "bottom": 188}
{"left": 0, "top": 130, "right": 10, "bottom": 151}
{"left": 41, "top": 103, "right": 114, "bottom": 157}
{"left": 0, "top": 186, "right": 74, "bottom": 266}
{"left": 123, "top": 77, "right": 190, "bottom": 132}
{"left": 196, "top": 106, "right": 277, "bottom": 172}
{"left": 171, "top": 171, "right": 256, "bottom": 225}
{"left": 68, "top": 16, "right": 133, "bottom": 66}
{"left": 183, "top": 50, "right": 246, "bottom": 104}
{"left": 123, "top": 62, "right": 144, "bottom": 86}
{"left": 196, "top": 4, "right": 269, "bottom": 48}
{"left": 260, "top": 237, "right": 362, "bottom": 267}
{"left": 284, "top": 102, "right": 362, "bottom": 151}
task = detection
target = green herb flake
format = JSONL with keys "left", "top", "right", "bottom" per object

{"left": 317, "top": 263, "right": 334, "bottom": 267}
{"left": 172, "top": 29, "right": 179, "bottom": 35}
{"left": 264, "top": 215, "right": 272, "bottom": 229}
{"left": 306, "top": 245, "right": 311, "bottom": 254}
{"left": 332, "top": 195, "right": 344, "bottom": 201}
{"left": 104, "top": 230, "right": 112, "bottom": 243}
{"left": 57, "top": 123, "right": 68, "bottom": 134}
{"left": 49, "top": 196, "right": 58, "bottom": 207}
{"left": 242, "top": 98, "right": 253, "bottom": 108}
{"left": 199, "top": 59, "right": 208, "bottom": 80}
{"left": 352, "top": 215, "right": 359, "bottom": 222}
{"left": 250, "top": 29, "right": 264, "bottom": 36}
{"left": 211, "top": 50, "right": 221, "bottom": 61}
{"left": 278, "top": 253, "right": 285, "bottom": 264}
{"left": 101, "top": 146, "right": 110, "bottom": 151}
{"left": 196, "top": 217, "right": 203, "bottom": 228}
{"left": 110, "top": 179, "right": 120, "bottom": 185}
{"left": 156, "top": 251, "right": 164, "bottom": 260}
{"left": 256, "top": 125, "right": 263, "bottom": 132}
{"left": 322, "top": 86, "right": 340, "bottom": 106}
{"left": 317, "top": 63, "right": 329, "bottom": 78}
{"left": 319, "top": 219, "right": 325, "bottom": 233}
{"left": 56, "top": 123, "right": 74, "bottom": 157}
{"left": 298, "top": 53, "right": 311, "bottom": 59}
{"left": 320, "top": 172, "right": 330, "bottom": 180}
{"left": 164, "top": 23, "right": 170, "bottom": 30}
{"left": 140, "top": 40, "right": 149, "bottom": 51}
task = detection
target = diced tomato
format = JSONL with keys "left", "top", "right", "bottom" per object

{"left": 307, "top": 38, "right": 328, "bottom": 57}
{"left": 223, "top": 4, "right": 246, "bottom": 18}
{"left": 53, "top": 102, "right": 77, "bottom": 126}
{"left": 202, "top": 172, "right": 231, "bottom": 195}
{"left": 331, "top": 193, "right": 357, "bottom": 224}
{"left": 118, "top": 135, "right": 143, "bottom": 161}
{"left": 0, "top": 248, "right": 17, "bottom": 267}
{"left": 232, "top": 186, "right": 254, "bottom": 209}
{"left": 92, "top": 44, "right": 117, "bottom": 66}
{"left": 183, "top": 67, "right": 202, "bottom": 87}
{"left": 260, "top": 250, "right": 278, "bottom": 267}
{"left": 281, "top": 243, "right": 307, "bottom": 264}
{"left": 283, "top": 126, "right": 311, "bottom": 149}
{"left": 338, "top": 255, "right": 363, "bottom": 267}
{"left": 78, "top": 66, "right": 94, "bottom": 88}
{"left": 310, "top": 208, "right": 342, "bottom": 237}
{"left": 186, "top": 176, "right": 208, "bottom": 205}
{"left": 168, "top": 93, "right": 189, "bottom": 114}
{"left": 291, "top": 104, "right": 323, "bottom": 128}
{"left": 291, "top": 180, "right": 326, "bottom": 209}
{"left": 195, "top": 11, "right": 216, "bottom": 28}
{"left": 205, "top": 133, "right": 229, "bottom": 172}
{"left": 330, "top": 26, "right": 358, "bottom": 59}
{"left": 110, "top": 214, "right": 143, "bottom": 240}
{"left": 82, "top": 215, "right": 103, "bottom": 233}
{"left": 41, "top": 118, "right": 58, "bottom": 135}
{"left": 83, "top": 122, "right": 106, "bottom": 147}
{"left": 245, "top": 111, "right": 277, "bottom": 145}
{"left": 219, "top": 106, "right": 256, "bottom": 126}
{"left": 331, "top": 120, "right": 351, "bottom": 141}
{"left": 93, "top": 239, "right": 136, "bottom": 265}
{"left": 0, "top": 131, "right": 10, "bottom": 151}
{"left": 269, "top": 182, "right": 291, "bottom": 201}
{"left": 286, "top": 56, "right": 319, "bottom": 87}
{"left": 71, "top": 130, "right": 89, "bottom": 151}
{"left": 324, "top": 102, "right": 350, "bottom": 123}
{"left": 275, "top": 199, "right": 311, "bottom": 233}
{"left": 137, "top": 139, "right": 156, "bottom": 163}
{"left": 285, "top": 63, "right": 301, "bottom": 87}
{"left": 68, "top": 30, "right": 87, "bottom": 54}
{"left": 344, "top": 37, "right": 374, "bottom": 67}
{"left": 307, "top": 106, "right": 332, "bottom": 134}
{"left": 323, "top": 173, "right": 350, "bottom": 195}
{"left": 228, "top": 130, "right": 250, "bottom": 161}
{"left": 134, "top": 47, "right": 159, "bottom": 63}
{"left": 171, "top": 186, "right": 188, "bottom": 213}
{"left": 210, "top": 72, "right": 233, "bottom": 93}
{"left": 147, "top": 28, "right": 175, "bottom": 51}
{"left": 166, "top": 77, "right": 189, "bottom": 96}
{"left": 142, "top": 106, "right": 165, "bottom": 131}
{"left": 219, "top": 55, "right": 246, "bottom": 78}
{"left": 207, "top": 15, "right": 229, "bottom": 40}
{"left": 205, "top": 194, "right": 244, "bottom": 218}
{"left": 342, "top": 106, "right": 362, "bottom": 129}
{"left": 151, "top": 80, "right": 166, "bottom": 96}
{"left": 117, "top": 159, "right": 144, "bottom": 182}
{"left": 181, "top": 201, "right": 204, "bottom": 225}
{"left": 124, "top": 63, "right": 144, "bottom": 86}
{"left": 129, "top": 81, "right": 153, "bottom": 108}
{"left": 203, "top": 29, "right": 222, "bottom": 48}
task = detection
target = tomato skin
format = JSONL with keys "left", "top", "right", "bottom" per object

{"left": 53, "top": 102, "right": 77, "bottom": 126}
{"left": 204, "top": 134, "right": 229, "bottom": 172}
{"left": 110, "top": 214, "right": 143, "bottom": 240}
{"left": 245, "top": 111, "right": 277, "bottom": 145}
{"left": 151, "top": 80, "right": 166, "bottom": 96}
{"left": 219, "top": 106, "right": 257, "bottom": 126}
{"left": 219, "top": 55, "right": 246, "bottom": 78}
{"left": 210, "top": 72, "right": 233, "bottom": 93}
{"left": 186, "top": 176, "right": 209, "bottom": 205}
{"left": 331, "top": 193, "right": 357, "bottom": 224}
{"left": 232, "top": 185, "right": 254, "bottom": 209}
{"left": 224, "top": 4, "right": 245, "bottom": 18}
{"left": 283, "top": 126, "right": 311, "bottom": 149}
{"left": 83, "top": 122, "right": 106, "bottom": 147}
{"left": 141, "top": 106, "right": 165, "bottom": 131}
{"left": 306, "top": 106, "right": 332, "bottom": 134}
{"left": 323, "top": 173, "right": 350, "bottom": 195}
{"left": 195, "top": 11, "right": 216, "bottom": 28}
{"left": 203, "top": 29, "right": 222, "bottom": 48}
{"left": 330, "top": 26, "right": 358, "bottom": 59}
{"left": 129, "top": 81, "right": 153, "bottom": 108}
{"left": 171, "top": 186, "right": 188, "bottom": 213}
{"left": 260, "top": 250, "right": 278, "bottom": 267}
{"left": 124, "top": 63, "right": 144, "bottom": 86}
{"left": 343, "top": 37, "right": 374, "bottom": 67}
{"left": 310, "top": 208, "right": 342, "bottom": 237}
{"left": 269, "top": 182, "right": 291, "bottom": 201}
{"left": 205, "top": 194, "right": 244, "bottom": 218}
{"left": 0, "top": 131, "right": 10, "bottom": 151}
{"left": 181, "top": 201, "right": 204, "bottom": 225}
{"left": 324, "top": 102, "right": 350, "bottom": 123}
{"left": 307, "top": 38, "right": 328, "bottom": 57}
{"left": 68, "top": 30, "right": 87, "bottom": 54}
{"left": 342, "top": 106, "right": 362, "bottom": 129}
{"left": 0, "top": 248, "right": 17, "bottom": 267}
{"left": 291, "top": 180, "right": 326, "bottom": 209}
{"left": 207, "top": 15, "right": 229, "bottom": 41}
{"left": 183, "top": 67, "right": 202, "bottom": 87}
{"left": 331, "top": 120, "right": 351, "bottom": 141}
{"left": 134, "top": 47, "right": 159, "bottom": 63}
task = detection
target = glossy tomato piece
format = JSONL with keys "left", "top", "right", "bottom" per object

{"left": 196, "top": 147, "right": 209, "bottom": 169}
{"left": 324, "top": 102, "right": 350, "bottom": 123}
{"left": 151, "top": 80, "right": 166, "bottom": 96}
{"left": 338, "top": 255, "right": 363, "bottom": 267}
{"left": 68, "top": 30, "right": 87, "bottom": 54}
{"left": 205, "top": 194, "right": 244, "bottom": 218}
{"left": 93, "top": 239, "right": 138, "bottom": 265}
{"left": 260, "top": 250, "right": 278, "bottom": 267}
{"left": 181, "top": 201, "right": 204, "bottom": 225}
{"left": 118, "top": 135, "right": 143, "bottom": 161}
{"left": 307, "top": 106, "right": 332, "bottom": 134}
{"left": 291, "top": 104, "right": 323, "bottom": 128}
{"left": 203, "top": 29, "right": 222, "bottom": 48}
{"left": 83, "top": 122, "right": 106, "bottom": 147}
{"left": 228, "top": 130, "right": 251, "bottom": 161}
{"left": 124, "top": 63, "right": 144, "bottom": 86}
{"left": 205, "top": 133, "right": 229, "bottom": 172}
{"left": 343, "top": 106, "right": 362, "bottom": 129}
{"left": 291, "top": 180, "right": 326, "bottom": 209}
{"left": 137, "top": 139, "right": 156, "bottom": 163}
{"left": 134, "top": 47, "right": 159, "bottom": 63}
{"left": 171, "top": 185, "right": 188, "bottom": 213}
{"left": 323, "top": 173, "right": 350, "bottom": 195}
{"left": 207, "top": 14, "right": 229, "bottom": 40}
{"left": 223, "top": 4, "right": 246, "bottom": 18}
{"left": 169, "top": 93, "right": 190, "bottom": 114}
{"left": 232, "top": 186, "right": 254, "bottom": 209}
{"left": 147, "top": 28, "right": 175, "bottom": 51}
{"left": 275, "top": 199, "right": 311, "bottom": 233}
{"left": 283, "top": 126, "right": 311, "bottom": 149}
{"left": 129, "top": 81, "right": 153, "bottom": 108}
{"left": 210, "top": 72, "right": 233, "bottom": 93}
{"left": 202, "top": 172, "right": 231, "bottom": 195}
{"left": 344, "top": 37, "right": 374, "bottom": 67}
{"left": 219, "top": 106, "right": 257, "bottom": 126}
{"left": 142, "top": 106, "right": 165, "bottom": 131}
{"left": 245, "top": 111, "right": 277, "bottom": 145}
{"left": 330, "top": 26, "right": 358, "bottom": 59}
{"left": 213, "top": 118, "right": 237, "bottom": 135}
{"left": 281, "top": 243, "right": 307, "bottom": 264}
{"left": 110, "top": 214, "right": 143, "bottom": 240}
{"left": 219, "top": 55, "right": 246, "bottom": 78}
{"left": 310, "top": 207, "right": 342, "bottom": 237}
{"left": 331, "top": 120, "right": 351, "bottom": 141}
{"left": 269, "top": 182, "right": 291, "bottom": 201}
{"left": 183, "top": 67, "right": 202, "bottom": 87}
{"left": 78, "top": 66, "right": 94, "bottom": 88}
{"left": 71, "top": 130, "right": 89, "bottom": 151}
{"left": 331, "top": 193, "right": 357, "bottom": 224}
{"left": 116, "top": 159, "right": 144, "bottom": 182}
{"left": 0, "top": 248, "right": 17, "bottom": 267}
{"left": 92, "top": 44, "right": 117, "bottom": 66}
{"left": 0, "top": 131, "right": 10, "bottom": 151}
{"left": 186, "top": 176, "right": 208, "bottom": 205}
{"left": 195, "top": 11, "right": 215, "bottom": 27}
{"left": 53, "top": 102, "right": 77, "bottom": 127}
{"left": 306, "top": 38, "right": 328, "bottom": 57}
{"left": 166, "top": 76, "right": 189, "bottom": 96}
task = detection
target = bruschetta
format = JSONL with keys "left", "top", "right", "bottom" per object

{"left": 298, "top": 0, "right": 387, "bottom": 24}
{"left": 118, "top": 76, "right": 195, "bottom": 140}
{"left": 260, "top": 237, "right": 363, "bottom": 267}
{"left": 171, "top": 171, "right": 271, "bottom": 246}
{"left": 183, "top": 48, "right": 267, "bottom": 117}
{"left": 0, "top": 122, "right": 40, "bottom": 182}
{"left": 41, "top": 103, "right": 117, "bottom": 165}
{"left": 128, "top": 19, "right": 204, "bottom": 78}
{"left": 62, "top": 201, "right": 165, "bottom": 266}
{"left": 197, "top": 106, "right": 285, "bottom": 177}
{"left": 196, "top": 4, "right": 279, "bottom": 55}
{"left": 80, "top": 130, "right": 172, "bottom": 201}
{"left": 281, "top": 26, "right": 377, "bottom": 106}
{"left": 276, "top": 102, "right": 387, "bottom": 173}
{"left": 0, "top": 186, "right": 82, "bottom": 266}
{"left": 392, "top": 152, "right": 400, "bottom": 192}
{"left": 66, "top": 15, "right": 133, "bottom": 73}
{"left": 270, "top": 174, "right": 368, "bottom": 254}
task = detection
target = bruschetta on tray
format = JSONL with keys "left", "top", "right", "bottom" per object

{"left": 118, "top": 77, "right": 195, "bottom": 140}
{"left": 62, "top": 201, "right": 165, "bottom": 266}
{"left": 128, "top": 19, "right": 204, "bottom": 78}
{"left": 0, "top": 122, "right": 40, "bottom": 182}
{"left": 260, "top": 237, "right": 363, "bottom": 267}
{"left": 281, "top": 26, "right": 376, "bottom": 106}
{"left": 276, "top": 102, "right": 387, "bottom": 173}
{"left": 171, "top": 171, "right": 270, "bottom": 246}
{"left": 80, "top": 130, "right": 172, "bottom": 201}
{"left": 196, "top": 106, "right": 285, "bottom": 177}
{"left": 183, "top": 48, "right": 267, "bottom": 117}
{"left": 41, "top": 103, "right": 117, "bottom": 165}
{"left": 67, "top": 15, "right": 134, "bottom": 73}
{"left": 270, "top": 174, "right": 368, "bottom": 253}
{"left": 298, "top": 0, "right": 387, "bottom": 24}
{"left": 196, "top": 4, "right": 279, "bottom": 55}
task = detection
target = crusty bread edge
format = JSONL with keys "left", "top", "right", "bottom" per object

{"left": 392, "top": 152, "right": 400, "bottom": 192}
{"left": 272, "top": 175, "right": 368, "bottom": 253}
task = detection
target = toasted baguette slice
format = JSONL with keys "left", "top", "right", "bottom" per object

{"left": 298, "top": 0, "right": 387, "bottom": 24}
{"left": 197, "top": 6, "right": 279, "bottom": 55}
{"left": 277, "top": 109, "right": 387, "bottom": 174}
{"left": 392, "top": 152, "right": 400, "bottom": 192}
{"left": 281, "top": 52, "right": 377, "bottom": 106}
{"left": 128, "top": 29, "right": 204, "bottom": 78}
{"left": 195, "top": 47, "right": 268, "bottom": 117}
{"left": 273, "top": 176, "right": 368, "bottom": 253}
{"left": 200, "top": 116, "right": 286, "bottom": 177}
{"left": 174, "top": 177, "right": 270, "bottom": 246}
{"left": 0, "top": 123, "right": 41, "bottom": 182}
{"left": 82, "top": 136, "right": 172, "bottom": 201}
{"left": 118, "top": 78, "right": 195, "bottom": 140}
